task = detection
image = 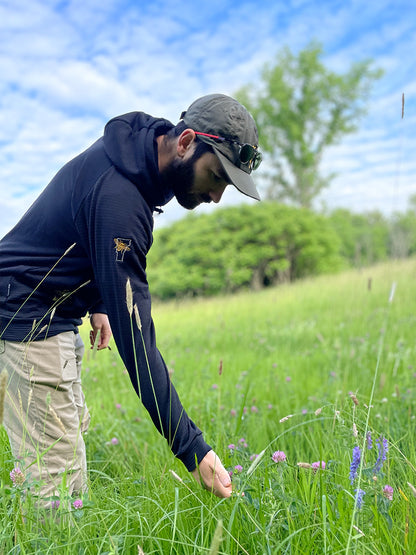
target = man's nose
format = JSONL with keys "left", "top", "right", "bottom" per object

{"left": 209, "top": 185, "right": 226, "bottom": 204}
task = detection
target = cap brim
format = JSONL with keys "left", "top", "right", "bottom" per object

{"left": 214, "top": 148, "right": 261, "bottom": 201}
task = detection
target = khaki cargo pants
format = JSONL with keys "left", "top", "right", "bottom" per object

{"left": 0, "top": 331, "right": 90, "bottom": 504}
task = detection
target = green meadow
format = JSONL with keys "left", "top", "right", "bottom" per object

{"left": 1, "top": 257, "right": 416, "bottom": 554}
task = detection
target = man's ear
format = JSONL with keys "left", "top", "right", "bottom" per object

{"left": 177, "top": 129, "right": 196, "bottom": 157}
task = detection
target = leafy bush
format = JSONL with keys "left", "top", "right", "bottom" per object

{"left": 327, "top": 209, "right": 390, "bottom": 266}
{"left": 148, "top": 203, "right": 343, "bottom": 299}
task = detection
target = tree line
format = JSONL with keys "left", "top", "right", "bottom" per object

{"left": 147, "top": 202, "right": 416, "bottom": 300}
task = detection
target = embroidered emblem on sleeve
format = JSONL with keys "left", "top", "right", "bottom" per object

{"left": 114, "top": 238, "right": 132, "bottom": 262}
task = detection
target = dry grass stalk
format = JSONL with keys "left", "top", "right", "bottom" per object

{"left": 208, "top": 519, "right": 223, "bottom": 555}
{"left": 126, "top": 278, "right": 133, "bottom": 316}
{"left": 49, "top": 405, "right": 67, "bottom": 436}
{"left": 0, "top": 369, "right": 8, "bottom": 425}
{"left": 134, "top": 304, "right": 142, "bottom": 331}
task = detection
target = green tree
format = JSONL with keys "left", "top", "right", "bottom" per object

{"left": 328, "top": 208, "right": 389, "bottom": 266}
{"left": 147, "top": 203, "right": 343, "bottom": 300}
{"left": 389, "top": 194, "right": 416, "bottom": 258}
{"left": 237, "top": 42, "right": 383, "bottom": 208}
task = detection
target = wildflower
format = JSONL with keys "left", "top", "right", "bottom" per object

{"left": 211, "top": 384, "right": 218, "bottom": 390}
{"left": 374, "top": 436, "right": 388, "bottom": 474}
{"left": 383, "top": 485, "right": 393, "bottom": 500}
{"left": 249, "top": 454, "right": 259, "bottom": 461}
{"left": 73, "top": 499, "right": 83, "bottom": 510}
{"left": 354, "top": 488, "right": 365, "bottom": 509}
{"left": 285, "top": 376, "right": 292, "bottom": 382}
{"left": 234, "top": 465, "right": 243, "bottom": 474}
{"left": 314, "top": 407, "right": 322, "bottom": 416}
{"left": 227, "top": 443, "right": 236, "bottom": 452}
{"left": 111, "top": 437, "right": 119, "bottom": 445}
{"left": 311, "top": 461, "right": 326, "bottom": 471}
{"left": 230, "top": 409, "right": 236, "bottom": 417}
{"left": 10, "top": 466, "right": 25, "bottom": 486}
{"left": 267, "top": 404, "right": 273, "bottom": 410}
{"left": 366, "top": 431, "right": 373, "bottom": 450}
{"left": 272, "top": 451, "right": 286, "bottom": 463}
{"left": 302, "top": 409, "right": 308, "bottom": 415}
{"left": 251, "top": 405, "right": 258, "bottom": 413}
{"left": 115, "top": 403, "right": 122, "bottom": 409}
{"left": 349, "top": 446, "right": 361, "bottom": 484}
{"left": 51, "top": 499, "right": 60, "bottom": 509}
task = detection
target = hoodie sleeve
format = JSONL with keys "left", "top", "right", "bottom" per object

{"left": 74, "top": 166, "right": 211, "bottom": 471}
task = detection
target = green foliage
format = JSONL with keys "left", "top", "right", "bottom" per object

{"left": 389, "top": 206, "right": 416, "bottom": 258}
{"left": 2, "top": 259, "right": 416, "bottom": 553}
{"left": 148, "top": 203, "right": 343, "bottom": 299}
{"left": 328, "top": 208, "right": 390, "bottom": 266}
{"left": 236, "top": 41, "right": 383, "bottom": 207}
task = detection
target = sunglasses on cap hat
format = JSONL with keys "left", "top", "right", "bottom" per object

{"left": 194, "top": 131, "right": 262, "bottom": 172}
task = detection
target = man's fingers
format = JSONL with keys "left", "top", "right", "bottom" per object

{"left": 191, "top": 450, "right": 233, "bottom": 498}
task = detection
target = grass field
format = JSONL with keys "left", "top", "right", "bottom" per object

{"left": 1, "top": 257, "right": 416, "bottom": 554}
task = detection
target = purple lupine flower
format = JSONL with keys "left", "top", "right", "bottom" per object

{"left": 355, "top": 488, "right": 365, "bottom": 509}
{"left": 374, "top": 436, "right": 388, "bottom": 474}
{"left": 383, "top": 485, "right": 394, "bottom": 501}
{"left": 366, "top": 431, "right": 373, "bottom": 450}
{"left": 73, "top": 499, "right": 83, "bottom": 510}
{"left": 10, "top": 466, "right": 25, "bottom": 486}
{"left": 349, "top": 446, "right": 361, "bottom": 484}
{"left": 272, "top": 451, "right": 286, "bottom": 463}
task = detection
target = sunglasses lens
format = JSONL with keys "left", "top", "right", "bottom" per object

{"left": 252, "top": 151, "right": 262, "bottom": 170}
{"left": 239, "top": 144, "right": 262, "bottom": 171}
{"left": 239, "top": 144, "right": 255, "bottom": 164}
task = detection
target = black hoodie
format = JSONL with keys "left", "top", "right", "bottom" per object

{"left": 0, "top": 112, "right": 211, "bottom": 471}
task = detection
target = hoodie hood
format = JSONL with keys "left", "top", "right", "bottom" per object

{"left": 103, "top": 111, "right": 175, "bottom": 209}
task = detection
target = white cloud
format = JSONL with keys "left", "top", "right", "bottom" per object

{"left": 0, "top": 0, "right": 415, "bottom": 238}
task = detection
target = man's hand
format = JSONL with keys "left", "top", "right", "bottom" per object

{"left": 89, "top": 313, "right": 112, "bottom": 350}
{"left": 191, "top": 450, "right": 232, "bottom": 498}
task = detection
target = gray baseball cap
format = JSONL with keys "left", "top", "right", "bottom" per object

{"left": 180, "top": 94, "right": 261, "bottom": 201}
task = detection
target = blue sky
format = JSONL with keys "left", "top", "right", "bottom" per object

{"left": 0, "top": 0, "right": 415, "bottom": 237}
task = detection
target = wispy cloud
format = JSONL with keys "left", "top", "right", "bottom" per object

{"left": 0, "top": 0, "right": 415, "bottom": 237}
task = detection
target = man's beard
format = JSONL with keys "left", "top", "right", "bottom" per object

{"left": 160, "top": 154, "right": 211, "bottom": 210}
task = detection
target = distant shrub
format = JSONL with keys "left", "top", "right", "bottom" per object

{"left": 147, "top": 202, "right": 343, "bottom": 299}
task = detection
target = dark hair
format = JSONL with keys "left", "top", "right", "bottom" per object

{"left": 165, "top": 121, "right": 214, "bottom": 160}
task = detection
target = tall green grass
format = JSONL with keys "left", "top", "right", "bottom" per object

{"left": 1, "top": 258, "right": 416, "bottom": 554}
